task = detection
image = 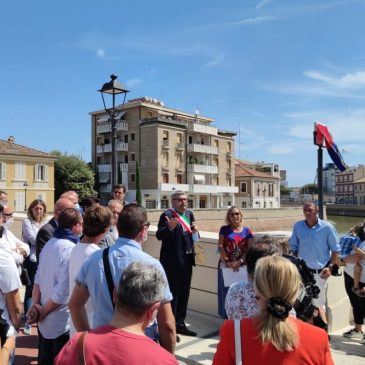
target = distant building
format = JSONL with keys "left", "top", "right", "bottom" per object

{"left": 280, "top": 169, "right": 288, "bottom": 187}
{"left": 335, "top": 165, "right": 365, "bottom": 204}
{"left": 90, "top": 97, "right": 238, "bottom": 209}
{"left": 235, "top": 160, "right": 280, "bottom": 209}
{"left": 323, "top": 163, "right": 338, "bottom": 194}
{"left": 0, "top": 136, "right": 56, "bottom": 211}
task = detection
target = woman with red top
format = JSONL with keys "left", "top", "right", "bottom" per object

{"left": 217, "top": 206, "right": 254, "bottom": 318}
{"left": 213, "top": 255, "right": 334, "bottom": 365}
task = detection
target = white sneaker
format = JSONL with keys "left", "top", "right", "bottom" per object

{"left": 23, "top": 323, "right": 32, "bottom": 335}
{"left": 343, "top": 329, "right": 363, "bottom": 339}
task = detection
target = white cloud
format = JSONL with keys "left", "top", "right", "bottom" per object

{"left": 126, "top": 78, "right": 142, "bottom": 88}
{"left": 203, "top": 54, "right": 225, "bottom": 71}
{"left": 256, "top": 0, "right": 271, "bottom": 10}
{"left": 304, "top": 69, "right": 365, "bottom": 90}
{"left": 96, "top": 49, "right": 105, "bottom": 59}
{"left": 232, "top": 15, "right": 274, "bottom": 25}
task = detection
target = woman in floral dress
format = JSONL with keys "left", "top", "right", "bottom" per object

{"left": 217, "top": 206, "right": 254, "bottom": 318}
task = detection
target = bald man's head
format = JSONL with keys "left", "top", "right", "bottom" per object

{"left": 54, "top": 198, "right": 75, "bottom": 219}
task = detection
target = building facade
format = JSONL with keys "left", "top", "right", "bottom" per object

{"left": 335, "top": 165, "right": 365, "bottom": 204}
{"left": 235, "top": 160, "right": 280, "bottom": 209}
{"left": 91, "top": 97, "right": 238, "bottom": 209}
{"left": 0, "top": 136, "right": 56, "bottom": 212}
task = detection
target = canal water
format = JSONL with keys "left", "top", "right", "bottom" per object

{"left": 327, "top": 215, "right": 365, "bottom": 235}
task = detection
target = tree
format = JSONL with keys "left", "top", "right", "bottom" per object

{"left": 300, "top": 183, "right": 318, "bottom": 195}
{"left": 136, "top": 160, "right": 142, "bottom": 205}
{"left": 51, "top": 150, "right": 96, "bottom": 201}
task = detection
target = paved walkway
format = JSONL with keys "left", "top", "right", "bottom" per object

{"left": 14, "top": 310, "right": 365, "bottom": 365}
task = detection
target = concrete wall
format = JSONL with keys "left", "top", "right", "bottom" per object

{"left": 326, "top": 204, "right": 365, "bottom": 217}
{"left": 146, "top": 226, "right": 352, "bottom": 333}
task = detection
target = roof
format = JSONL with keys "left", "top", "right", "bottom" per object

{"left": 354, "top": 176, "right": 365, "bottom": 183}
{"left": 235, "top": 164, "right": 274, "bottom": 178}
{"left": 0, "top": 137, "right": 56, "bottom": 159}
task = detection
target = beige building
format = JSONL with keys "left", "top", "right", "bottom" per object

{"left": 235, "top": 159, "right": 280, "bottom": 209}
{"left": 0, "top": 136, "right": 56, "bottom": 212}
{"left": 90, "top": 97, "right": 238, "bottom": 208}
{"left": 335, "top": 165, "right": 365, "bottom": 204}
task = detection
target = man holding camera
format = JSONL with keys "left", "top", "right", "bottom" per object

{"left": 289, "top": 202, "right": 340, "bottom": 320}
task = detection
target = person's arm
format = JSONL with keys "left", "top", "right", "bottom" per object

{"left": 22, "top": 219, "right": 37, "bottom": 246}
{"left": 68, "top": 284, "right": 90, "bottom": 331}
{"left": 156, "top": 212, "right": 177, "bottom": 241}
{"left": 1, "top": 336, "right": 15, "bottom": 365}
{"left": 289, "top": 225, "right": 299, "bottom": 255}
{"left": 5, "top": 289, "right": 21, "bottom": 331}
{"left": 156, "top": 301, "right": 176, "bottom": 354}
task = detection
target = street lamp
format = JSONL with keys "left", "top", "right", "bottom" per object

{"left": 23, "top": 181, "right": 28, "bottom": 211}
{"left": 98, "top": 74, "right": 129, "bottom": 188}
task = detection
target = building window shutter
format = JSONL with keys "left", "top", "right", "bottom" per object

{"left": 0, "top": 162, "right": 6, "bottom": 179}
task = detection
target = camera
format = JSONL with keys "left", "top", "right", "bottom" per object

{"left": 282, "top": 254, "right": 323, "bottom": 325}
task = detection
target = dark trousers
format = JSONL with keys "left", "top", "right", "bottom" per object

{"left": 217, "top": 266, "right": 229, "bottom": 319}
{"left": 344, "top": 272, "right": 365, "bottom": 325}
{"left": 38, "top": 329, "right": 69, "bottom": 365}
{"left": 166, "top": 254, "right": 193, "bottom": 325}
{"left": 23, "top": 257, "right": 37, "bottom": 314}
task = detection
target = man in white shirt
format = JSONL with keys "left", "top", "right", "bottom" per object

{"left": 29, "top": 208, "right": 83, "bottom": 365}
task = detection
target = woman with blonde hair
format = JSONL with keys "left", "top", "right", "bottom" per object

{"left": 213, "top": 255, "right": 333, "bottom": 365}
{"left": 217, "top": 206, "right": 254, "bottom": 318}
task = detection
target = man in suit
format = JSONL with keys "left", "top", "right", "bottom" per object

{"left": 156, "top": 191, "right": 199, "bottom": 337}
{"left": 35, "top": 197, "right": 74, "bottom": 262}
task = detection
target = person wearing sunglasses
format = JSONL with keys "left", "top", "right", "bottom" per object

{"left": 217, "top": 206, "right": 254, "bottom": 318}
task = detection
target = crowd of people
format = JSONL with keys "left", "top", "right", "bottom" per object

{"left": 0, "top": 186, "right": 364, "bottom": 364}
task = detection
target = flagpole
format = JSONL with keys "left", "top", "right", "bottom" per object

{"left": 313, "top": 129, "right": 324, "bottom": 219}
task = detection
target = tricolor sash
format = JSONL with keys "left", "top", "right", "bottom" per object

{"left": 168, "top": 209, "right": 192, "bottom": 234}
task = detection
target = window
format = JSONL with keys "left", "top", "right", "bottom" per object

{"left": 15, "top": 192, "right": 25, "bottom": 212}
{"left": 15, "top": 162, "right": 26, "bottom": 180}
{"left": 163, "top": 173, "right": 169, "bottom": 183}
{"left": 240, "top": 182, "right": 247, "bottom": 193}
{"left": 0, "top": 162, "right": 6, "bottom": 179}
{"left": 176, "top": 133, "right": 182, "bottom": 143}
{"left": 124, "top": 134, "right": 128, "bottom": 143}
{"left": 242, "top": 202, "right": 247, "bottom": 208}
{"left": 162, "top": 152, "right": 169, "bottom": 167}
{"left": 130, "top": 173, "right": 135, "bottom": 183}
{"left": 177, "top": 174, "right": 182, "bottom": 184}
{"left": 213, "top": 139, "right": 219, "bottom": 147}
{"left": 227, "top": 142, "right": 232, "bottom": 153}
{"left": 131, "top": 133, "right": 135, "bottom": 141}
{"left": 146, "top": 200, "right": 156, "bottom": 209}
{"left": 131, "top": 153, "right": 135, "bottom": 162}
{"left": 161, "top": 200, "right": 169, "bottom": 209}
{"left": 35, "top": 164, "right": 48, "bottom": 181}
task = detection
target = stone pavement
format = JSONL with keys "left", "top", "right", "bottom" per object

{"left": 15, "top": 310, "right": 365, "bottom": 364}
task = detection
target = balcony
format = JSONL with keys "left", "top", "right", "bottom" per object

{"left": 98, "top": 164, "right": 111, "bottom": 173}
{"left": 187, "top": 164, "right": 218, "bottom": 174}
{"left": 162, "top": 139, "right": 170, "bottom": 149}
{"left": 187, "top": 144, "right": 218, "bottom": 154}
{"left": 96, "top": 142, "right": 128, "bottom": 153}
{"left": 120, "top": 163, "right": 128, "bottom": 172}
{"left": 188, "top": 122, "right": 218, "bottom": 135}
{"left": 96, "top": 121, "right": 128, "bottom": 134}
{"left": 190, "top": 184, "right": 238, "bottom": 194}
{"left": 176, "top": 143, "right": 185, "bottom": 150}
{"left": 160, "top": 183, "right": 189, "bottom": 192}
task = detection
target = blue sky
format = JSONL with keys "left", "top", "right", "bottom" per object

{"left": 1, "top": 0, "right": 365, "bottom": 187}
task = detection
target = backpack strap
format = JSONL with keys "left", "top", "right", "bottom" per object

{"left": 102, "top": 247, "right": 115, "bottom": 309}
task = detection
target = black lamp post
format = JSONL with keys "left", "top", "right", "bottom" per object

{"left": 23, "top": 181, "right": 28, "bottom": 211}
{"left": 98, "top": 74, "right": 129, "bottom": 188}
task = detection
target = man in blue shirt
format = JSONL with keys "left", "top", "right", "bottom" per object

{"left": 69, "top": 204, "right": 176, "bottom": 354}
{"left": 289, "top": 202, "right": 340, "bottom": 318}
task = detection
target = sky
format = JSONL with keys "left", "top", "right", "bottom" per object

{"left": 1, "top": 0, "right": 365, "bottom": 187}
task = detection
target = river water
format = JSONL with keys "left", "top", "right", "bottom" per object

{"left": 327, "top": 215, "right": 364, "bottom": 235}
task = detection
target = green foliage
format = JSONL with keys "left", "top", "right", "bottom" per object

{"left": 51, "top": 150, "right": 96, "bottom": 201}
{"left": 280, "top": 185, "right": 291, "bottom": 195}
{"left": 300, "top": 183, "right": 318, "bottom": 195}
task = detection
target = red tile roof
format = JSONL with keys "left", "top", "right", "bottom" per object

{"left": 0, "top": 137, "right": 55, "bottom": 159}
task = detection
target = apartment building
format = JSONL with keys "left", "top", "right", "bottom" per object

{"left": 235, "top": 160, "right": 280, "bottom": 209}
{"left": 335, "top": 165, "right": 365, "bottom": 204}
{"left": 90, "top": 97, "right": 238, "bottom": 209}
{"left": 0, "top": 136, "right": 56, "bottom": 211}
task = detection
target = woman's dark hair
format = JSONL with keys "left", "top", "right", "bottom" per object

{"left": 246, "top": 239, "right": 277, "bottom": 277}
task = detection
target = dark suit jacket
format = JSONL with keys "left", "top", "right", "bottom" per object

{"left": 35, "top": 217, "right": 57, "bottom": 263}
{"left": 156, "top": 209, "right": 196, "bottom": 271}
